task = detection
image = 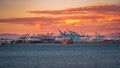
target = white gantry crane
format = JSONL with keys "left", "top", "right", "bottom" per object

{"left": 94, "top": 32, "right": 104, "bottom": 42}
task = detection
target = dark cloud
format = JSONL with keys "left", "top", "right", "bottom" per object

{"left": 0, "top": 17, "right": 60, "bottom": 26}
{"left": 68, "top": 4, "right": 120, "bottom": 12}
{"left": 27, "top": 4, "right": 120, "bottom": 15}
{"left": 0, "top": 17, "right": 56, "bottom": 22}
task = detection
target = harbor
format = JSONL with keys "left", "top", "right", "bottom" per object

{"left": 0, "top": 29, "right": 120, "bottom": 45}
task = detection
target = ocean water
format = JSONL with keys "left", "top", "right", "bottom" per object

{"left": 0, "top": 44, "right": 120, "bottom": 68}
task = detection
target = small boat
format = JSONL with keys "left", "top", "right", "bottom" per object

{"left": 61, "top": 38, "right": 73, "bottom": 44}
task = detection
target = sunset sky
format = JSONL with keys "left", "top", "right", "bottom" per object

{"left": 0, "top": 0, "right": 120, "bottom": 34}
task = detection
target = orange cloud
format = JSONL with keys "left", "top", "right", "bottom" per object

{"left": 0, "top": 4, "right": 120, "bottom": 34}
{"left": 26, "top": 4, "right": 120, "bottom": 25}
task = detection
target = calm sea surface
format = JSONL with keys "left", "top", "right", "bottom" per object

{"left": 0, "top": 44, "right": 120, "bottom": 68}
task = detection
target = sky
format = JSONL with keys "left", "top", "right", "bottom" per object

{"left": 0, "top": 0, "right": 120, "bottom": 34}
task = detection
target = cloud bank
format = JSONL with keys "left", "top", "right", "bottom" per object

{"left": 0, "top": 4, "right": 120, "bottom": 34}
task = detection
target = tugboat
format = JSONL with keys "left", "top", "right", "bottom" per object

{"left": 61, "top": 38, "right": 73, "bottom": 44}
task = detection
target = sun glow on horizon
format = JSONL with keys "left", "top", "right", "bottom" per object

{"left": 35, "top": 24, "right": 41, "bottom": 29}
{"left": 65, "top": 19, "right": 80, "bottom": 24}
